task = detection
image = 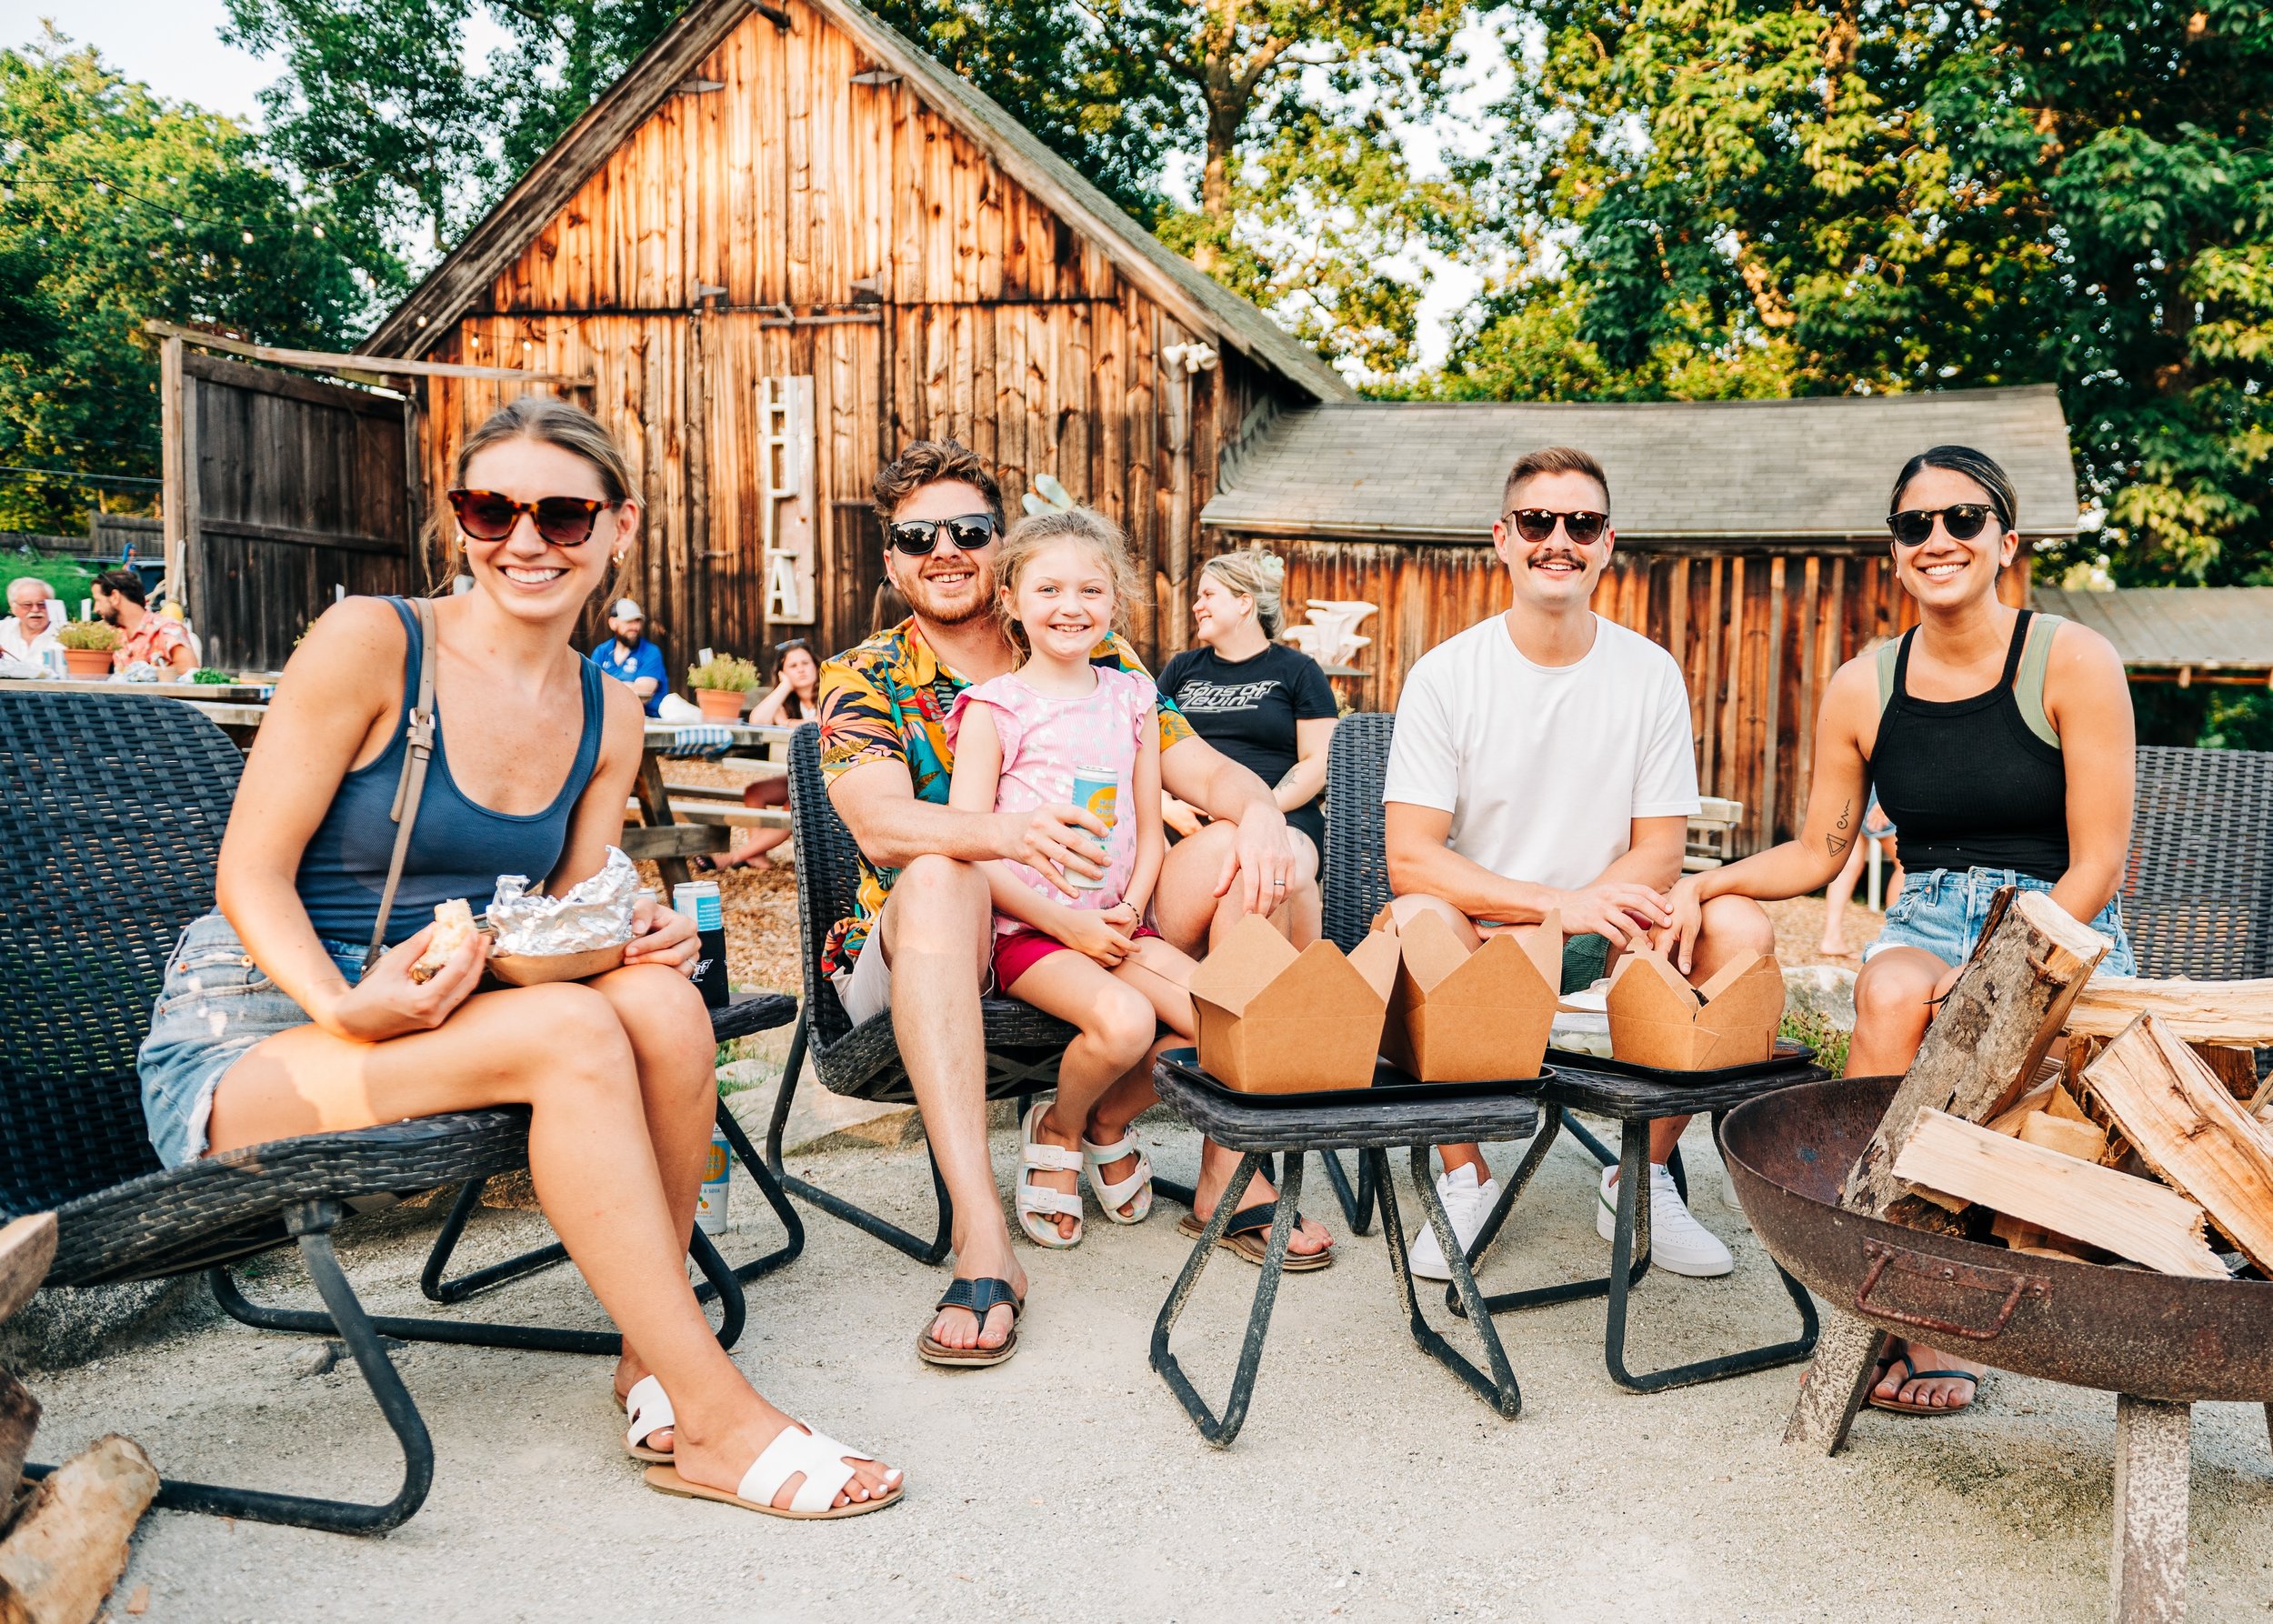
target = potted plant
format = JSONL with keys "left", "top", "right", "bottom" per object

{"left": 56, "top": 620, "right": 122, "bottom": 678}
{"left": 686, "top": 654, "right": 759, "bottom": 721}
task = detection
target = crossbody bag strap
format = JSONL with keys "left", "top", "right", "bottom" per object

{"left": 366, "top": 596, "right": 441, "bottom": 967}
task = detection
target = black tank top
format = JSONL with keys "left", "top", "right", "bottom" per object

{"left": 1869, "top": 609, "right": 2069, "bottom": 884}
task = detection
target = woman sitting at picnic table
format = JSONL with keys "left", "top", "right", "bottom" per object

{"left": 702, "top": 637, "right": 819, "bottom": 871}
{"left": 1657, "top": 443, "right": 2136, "bottom": 1418}
{"left": 136, "top": 396, "right": 900, "bottom": 1520}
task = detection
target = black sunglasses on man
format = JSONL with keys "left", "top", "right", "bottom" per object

{"left": 887, "top": 514, "right": 998, "bottom": 556}
{"left": 1503, "top": 507, "right": 1609, "bottom": 546}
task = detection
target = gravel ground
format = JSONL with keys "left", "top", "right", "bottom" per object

{"left": 34, "top": 1114, "right": 2273, "bottom": 1623}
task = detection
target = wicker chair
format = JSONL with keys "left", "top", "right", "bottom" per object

{"left": 767, "top": 723, "right": 1076, "bottom": 1261}
{"left": 2122, "top": 746, "right": 2273, "bottom": 981}
{"left": 0, "top": 691, "right": 789, "bottom": 1534}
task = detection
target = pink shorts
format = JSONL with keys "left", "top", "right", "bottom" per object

{"left": 994, "top": 923, "right": 1160, "bottom": 991}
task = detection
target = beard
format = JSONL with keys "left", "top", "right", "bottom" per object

{"left": 893, "top": 555, "right": 998, "bottom": 628}
{"left": 614, "top": 630, "right": 640, "bottom": 652}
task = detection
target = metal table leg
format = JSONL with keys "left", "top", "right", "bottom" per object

{"left": 1376, "top": 1147, "right": 1520, "bottom": 1418}
{"left": 1448, "top": 1105, "right": 1651, "bottom": 1316}
{"left": 1316, "top": 1149, "right": 1377, "bottom": 1236}
{"left": 1149, "top": 1153, "right": 1292, "bottom": 1448}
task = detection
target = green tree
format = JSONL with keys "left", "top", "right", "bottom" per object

{"left": 1437, "top": 0, "right": 2273, "bottom": 583}
{"left": 0, "top": 30, "right": 370, "bottom": 534}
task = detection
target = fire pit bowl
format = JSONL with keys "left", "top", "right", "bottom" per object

{"left": 1720, "top": 1074, "right": 2273, "bottom": 1404}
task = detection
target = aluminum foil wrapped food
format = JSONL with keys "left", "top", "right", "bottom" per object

{"left": 487, "top": 846, "right": 638, "bottom": 956}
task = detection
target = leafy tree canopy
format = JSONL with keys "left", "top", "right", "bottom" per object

{"left": 1428, "top": 0, "right": 2273, "bottom": 585}
{"left": 0, "top": 29, "right": 370, "bottom": 534}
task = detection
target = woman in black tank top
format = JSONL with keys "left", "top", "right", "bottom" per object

{"left": 178, "top": 399, "right": 900, "bottom": 1517}
{"left": 1657, "top": 446, "right": 2135, "bottom": 1414}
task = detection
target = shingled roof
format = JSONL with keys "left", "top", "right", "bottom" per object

{"left": 2031, "top": 586, "right": 2273, "bottom": 673}
{"left": 360, "top": 0, "right": 1351, "bottom": 401}
{"left": 1205, "top": 386, "right": 2080, "bottom": 543}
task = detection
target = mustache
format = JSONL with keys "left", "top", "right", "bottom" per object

{"left": 1527, "top": 550, "right": 1586, "bottom": 569}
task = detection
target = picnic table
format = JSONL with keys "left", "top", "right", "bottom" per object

{"left": 0, "top": 677, "right": 797, "bottom": 893}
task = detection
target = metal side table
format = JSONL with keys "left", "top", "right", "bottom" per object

{"left": 1448, "top": 1053, "right": 1825, "bottom": 1393}
{"left": 1150, "top": 1050, "right": 1541, "bottom": 1448}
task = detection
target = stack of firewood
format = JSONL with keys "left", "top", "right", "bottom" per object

{"left": 0, "top": 1214, "right": 158, "bottom": 1624}
{"left": 1843, "top": 888, "right": 2273, "bottom": 1279}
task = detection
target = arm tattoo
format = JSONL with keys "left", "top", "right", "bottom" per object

{"left": 1825, "top": 797, "right": 1853, "bottom": 858}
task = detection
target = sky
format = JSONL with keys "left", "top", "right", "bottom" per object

{"left": 10, "top": 0, "right": 1494, "bottom": 369}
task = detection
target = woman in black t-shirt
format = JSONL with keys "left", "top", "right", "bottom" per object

{"left": 1157, "top": 549, "right": 1338, "bottom": 857}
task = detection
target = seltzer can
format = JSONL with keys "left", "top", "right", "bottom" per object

{"left": 696, "top": 1124, "right": 731, "bottom": 1234}
{"left": 671, "top": 879, "right": 729, "bottom": 1008}
{"left": 1065, "top": 765, "right": 1118, "bottom": 889}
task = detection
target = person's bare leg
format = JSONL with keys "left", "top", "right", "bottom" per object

{"left": 585, "top": 965, "right": 722, "bottom": 1444}
{"left": 1157, "top": 835, "right": 1332, "bottom": 1253}
{"left": 1819, "top": 842, "right": 1867, "bottom": 956}
{"left": 881, "top": 857, "right": 1026, "bottom": 1352}
{"left": 208, "top": 985, "right": 897, "bottom": 1508}
{"left": 999, "top": 953, "right": 1158, "bottom": 1241}
{"left": 1847, "top": 948, "right": 1982, "bottom": 1408}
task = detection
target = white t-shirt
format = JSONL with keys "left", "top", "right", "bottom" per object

{"left": 1383, "top": 612, "right": 1701, "bottom": 893}
{"left": 0, "top": 616, "right": 61, "bottom": 664}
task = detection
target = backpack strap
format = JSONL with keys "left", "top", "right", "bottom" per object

{"left": 2014, "top": 610, "right": 2062, "bottom": 747}
{"left": 1875, "top": 633, "right": 1907, "bottom": 711}
{"left": 366, "top": 596, "right": 440, "bottom": 967}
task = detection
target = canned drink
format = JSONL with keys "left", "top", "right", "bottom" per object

{"left": 1065, "top": 765, "right": 1118, "bottom": 889}
{"left": 696, "top": 1125, "right": 731, "bottom": 1234}
{"left": 671, "top": 879, "right": 729, "bottom": 1008}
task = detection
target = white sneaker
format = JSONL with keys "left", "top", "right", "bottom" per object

{"left": 1596, "top": 1163, "right": 1734, "bottom": 1278}
{"left": 1407, "top": 1164, "right": 1501, "bottom": 1283}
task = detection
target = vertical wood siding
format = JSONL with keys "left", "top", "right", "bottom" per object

{"left": 426, "top": 0, "right": 1263, "bottom": 674}
{"left": 1223, "top": 535, "right": 2029, "bottom": 855}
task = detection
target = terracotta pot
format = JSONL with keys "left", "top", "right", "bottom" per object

{"left": 64, "top": 647, "right": 115, "bottom": 678}
{"left": 695, "top": 686, "right": 748, "bottom": 721}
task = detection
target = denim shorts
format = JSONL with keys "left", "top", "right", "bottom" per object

{"left": 138, "top": 912, "right": 367, "bottom": 1168}
{"left": 1864, "top": 867, "right": 2137, "bottom": 977}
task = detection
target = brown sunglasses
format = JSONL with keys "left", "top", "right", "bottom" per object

{"left": 447, "top": 487, "right": 614, "bottom": 546}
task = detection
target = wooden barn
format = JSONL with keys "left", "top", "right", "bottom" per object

{"left": 1203, "top": 386, "right": 2079, "bottom": 852}
{"left": 160, "top": 0, "right": 2086, "bottom": 860}
{"left": 353, "top": 0, "right": 1349, "bottom": 666}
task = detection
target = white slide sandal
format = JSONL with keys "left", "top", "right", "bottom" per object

{"left": 645, "top": 1423, "right": 903, "bottom": 1520}
{"left": 1082, "top": 1132, "right": 1154, "bottom": 1225}
{"left": 620, "top": 1374, "right": 676, "bottom": 1464}
{"left": 1016, "top": 1098, "right": 1085, "bottom": 1248}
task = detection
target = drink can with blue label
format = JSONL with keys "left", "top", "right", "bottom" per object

{"left": 1066, "top": 765, "right": 1118, "bottom": 889}
{"left": 696, "top": 1124, "right": 731, "bottom": 1234}
{"left": 671, "top": 879, "right": 729, "bottom": 1008}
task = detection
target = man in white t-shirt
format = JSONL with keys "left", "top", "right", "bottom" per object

{"left": 1383, "top": 445, "right": 1775, "bottom": 1280}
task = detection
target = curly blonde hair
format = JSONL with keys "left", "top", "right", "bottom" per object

{"left": 993, "top": 507, "right": 1140, "bottom": 657}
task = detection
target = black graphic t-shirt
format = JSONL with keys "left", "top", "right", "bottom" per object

{"left": 1157, "top": 642, "right": 1338, "bottom": 848}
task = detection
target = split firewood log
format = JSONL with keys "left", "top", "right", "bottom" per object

{"left": 2065, "top": 976, "right": 2273, "bottom": 1046}
{"left": 0, "top": 1436, "right": 157, "bottom": 1624}
{"left": 2084, "top": 1014, "right": 2273, "bottom": 1275}
{"left": 0, "top": 1218, "right": 55, "bottom": 1496}
{"left": 1845, "top": 887, "right": 2110, "bottom": 1228}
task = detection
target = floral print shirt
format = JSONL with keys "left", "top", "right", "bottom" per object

{"left": 816, "top": 617, "right": 1192, "bottom": 974}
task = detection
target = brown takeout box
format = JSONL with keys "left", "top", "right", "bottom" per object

{"left": 1187, "top": 913, "right": 1399, "bottom": 1093}
{"left": 1605, "top": 950, "right": 1785, "bottom": 1070}
{"left": 1372, "top": 907, "right": 1563, "bottom": 1083}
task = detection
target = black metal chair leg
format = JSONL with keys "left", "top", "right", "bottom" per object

{"left": 1377, "top": 1148, "right": 1519, "bottom": 1418}
{"left": 1316, "top": 1149, "right": 1377, "bottom": 1236}
{"left": 765, "top": 1013, "right": 957, "bottom": 1264}
{"left": 1149, "top": 1153, "right": 1289, "bottom": 1448}
{"left": 1446, "top": 1106, "right": 1652, "bottom": 1318}
{"left": 214, "top": 1212, "right": 746, "bottom": 1358}
{"left": 25, "top": 1201, "right": 436, "bottom": 1535}
{"left": 420, "top": 1178, "right": 571, "bottom": 1306}
{"left": 1564, "top": 1112, "right": 1687, "bottom": 1201}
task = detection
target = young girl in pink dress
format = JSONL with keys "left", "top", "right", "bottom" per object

{"left": 946, "top": 508, "right": 1200, "bottom": 1248}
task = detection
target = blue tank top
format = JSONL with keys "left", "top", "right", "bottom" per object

{"left": 295, "top": 598, "right": 607, "bottom": 948}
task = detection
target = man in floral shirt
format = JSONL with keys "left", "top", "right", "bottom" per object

{"left": 92, "top": 569, "right": 194, "bottom": 675}
{"left": 820, "top": 441, "right": 1329, "bottom": 1367}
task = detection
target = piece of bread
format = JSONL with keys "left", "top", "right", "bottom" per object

{"left": 409, "top": 897, "right": 477, "bottom": 982}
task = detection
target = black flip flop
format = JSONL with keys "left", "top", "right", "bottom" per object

{"left": 1867, "top": 1352, "right": 1980, "bottom": 1415}
{"left": 917, "top": 1277, "right": 1023, "bottom": 1368}
{"left": 1177, "top": 1201, "right": 1335, "bottom": 1271}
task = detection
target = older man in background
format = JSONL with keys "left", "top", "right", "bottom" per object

{"left": 0, "top": 578, "right": 62, "bottom": 664}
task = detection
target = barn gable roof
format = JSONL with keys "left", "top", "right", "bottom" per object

{"left": 1203, "top": 386, "right": 2081, "bottom": 543}
{"left": 359, "top": 0, "right": 1352, "bottom": 401}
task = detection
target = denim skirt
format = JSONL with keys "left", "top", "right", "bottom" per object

{"left": 138, "top": 912, "right": 367, "bottom": 1168}
{"left": 1864, "top": 866, "right": 2137, "bottom": 977}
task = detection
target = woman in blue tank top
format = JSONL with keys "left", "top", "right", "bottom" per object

{"left": 136, "top": 397, "right": 900, "bottom": 1519}
{"left": 1656, "top": 444, "right": 2135, "bottom": 1418}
